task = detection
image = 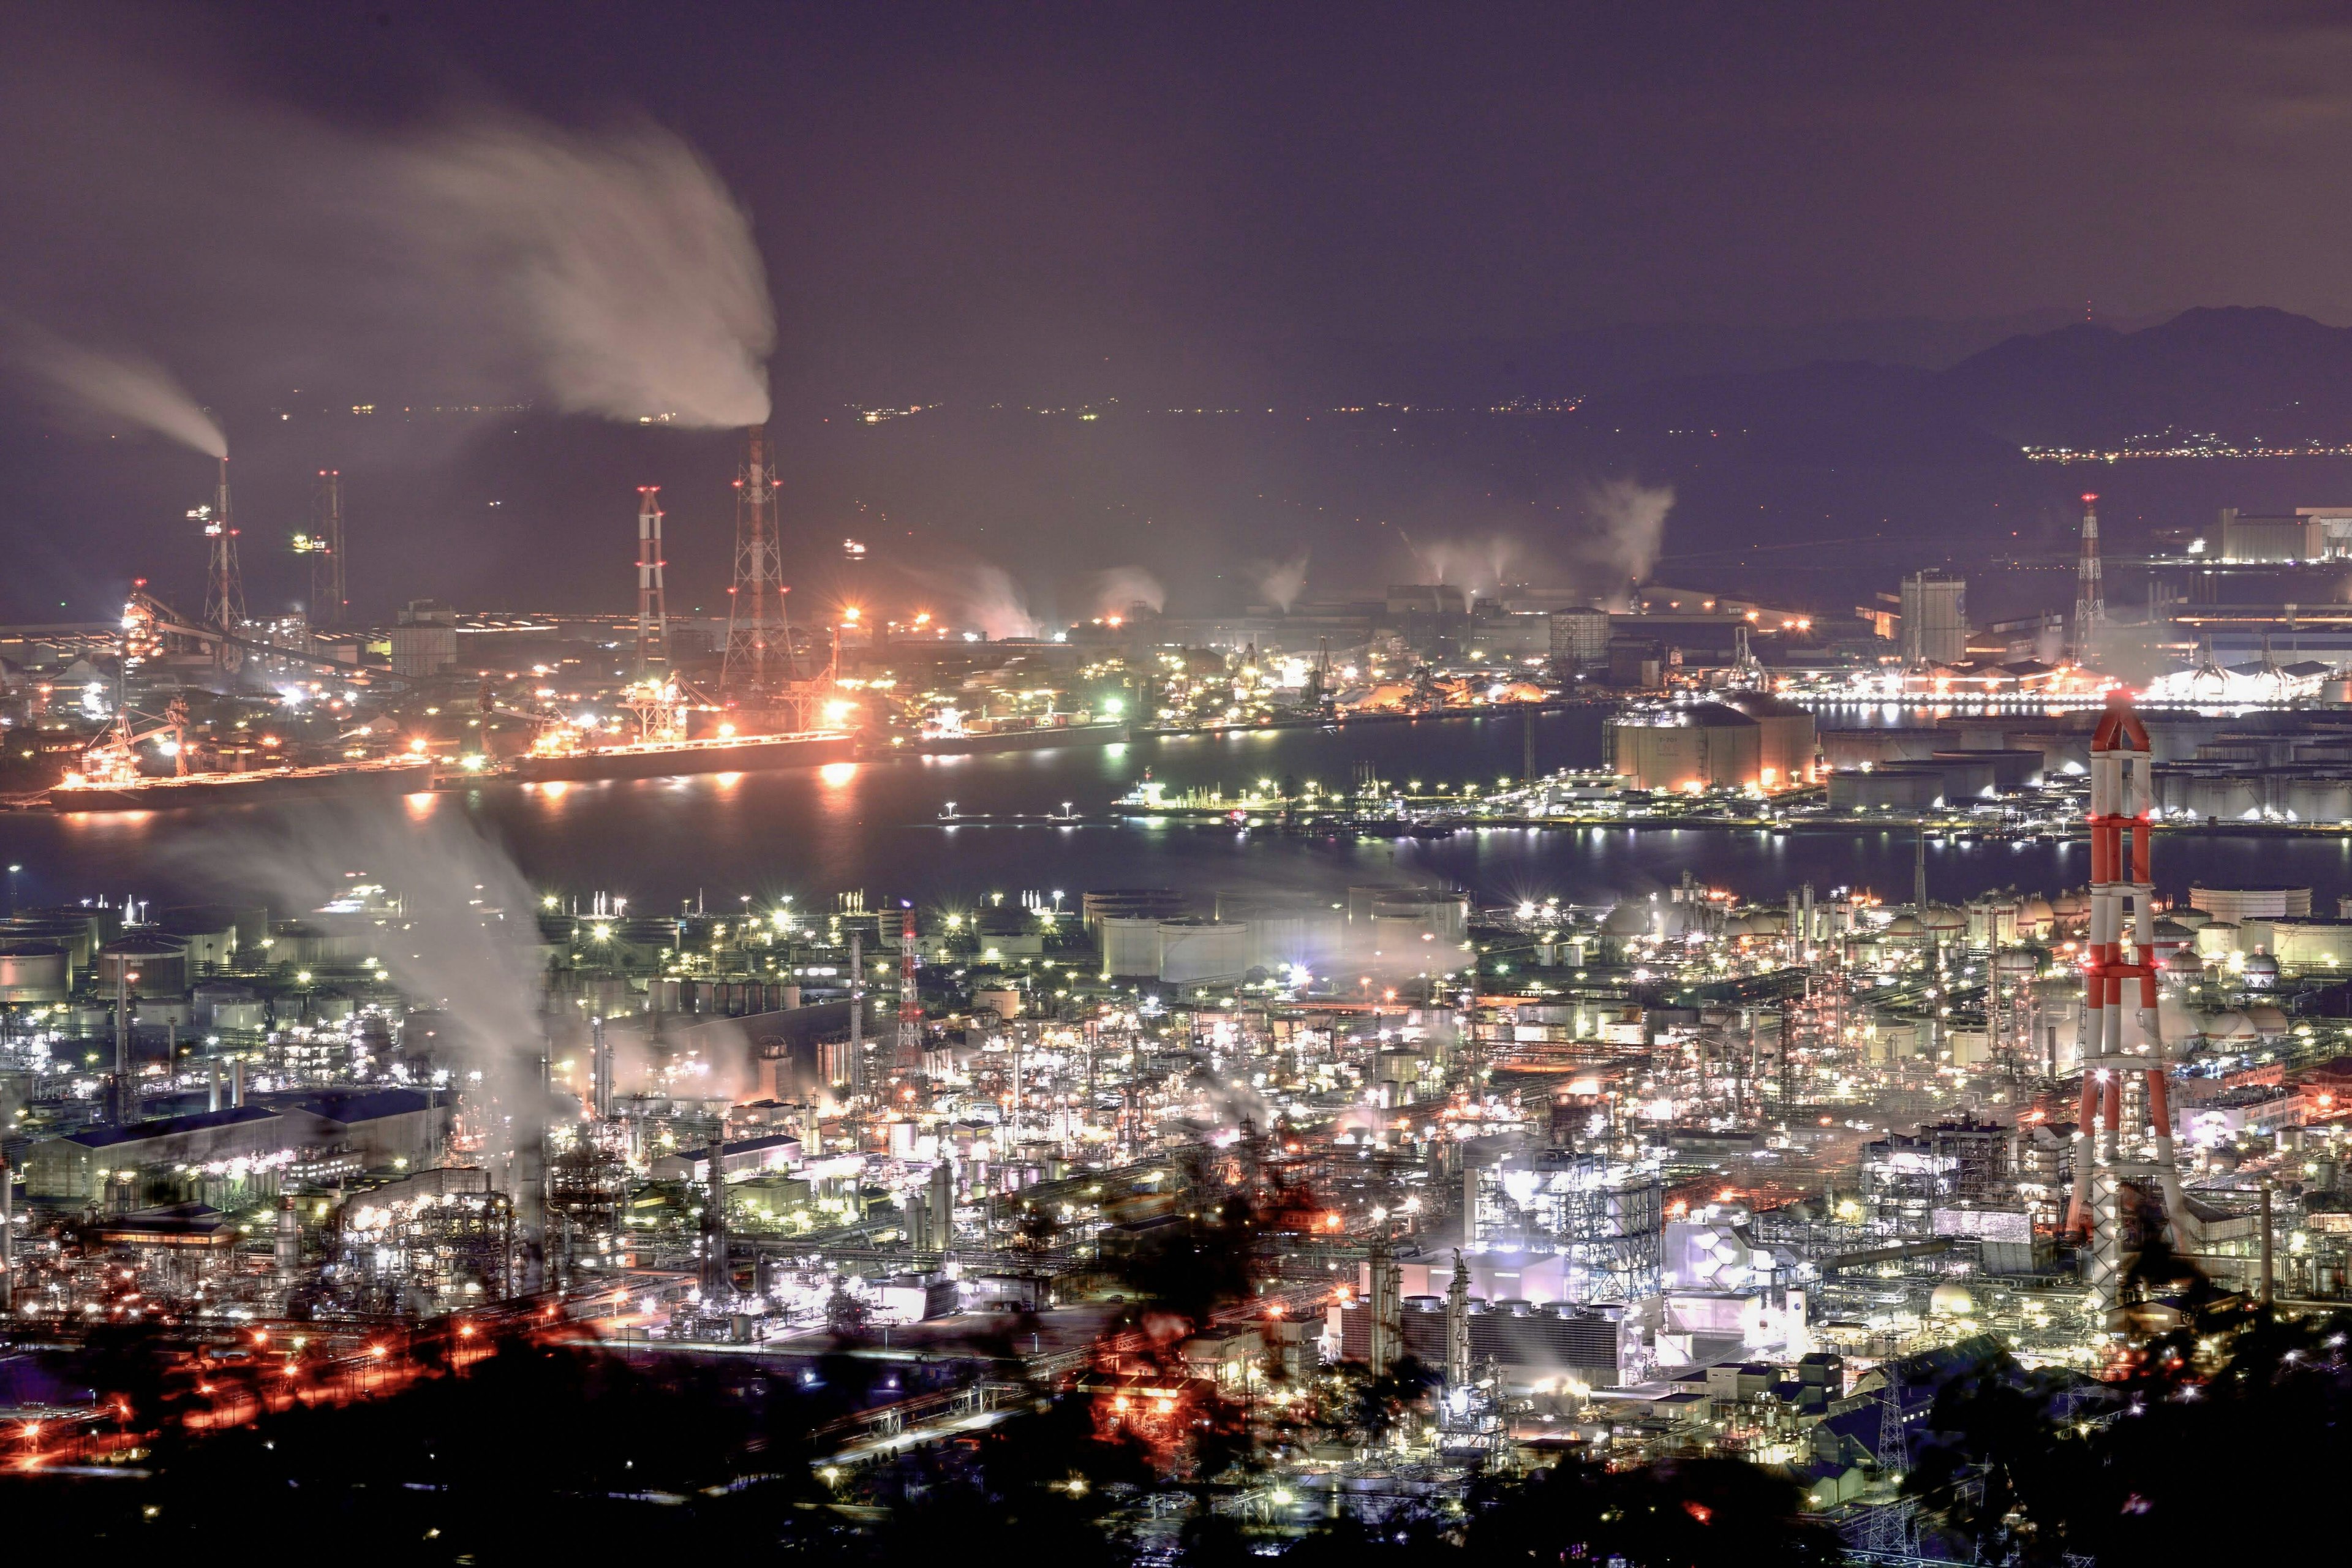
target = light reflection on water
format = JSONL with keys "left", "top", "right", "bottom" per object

{"left": 5, "top": 710, "right": 2350, "bottom": 912}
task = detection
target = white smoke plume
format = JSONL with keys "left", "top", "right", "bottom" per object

{"left": 1088, "top": 565, "right": 1165, "bottom": 618}
{"left": 18, "top": 331, "right": 226, "bottom": 458}
{"left": 391, "top": 113, "right": 775, "bottom": 428}
{"left": 943, "top": 564, "right": 1041, "bottom": 639}
{"left": 174, "top": 806, "right": 550, "bottom": 1160}
{"left": 1580, "top": 477, "right": 1674, "bottom": 596}
{"left": 1255, "top": 549, "right": 1309, "bottom": 612}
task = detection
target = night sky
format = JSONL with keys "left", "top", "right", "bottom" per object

{"left": 3, "top": 2, "right": 2349, "bottom": 623}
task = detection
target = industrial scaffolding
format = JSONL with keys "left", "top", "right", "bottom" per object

{"left": 1473, "top": 1151, "right": 1664, "bottom": 1303}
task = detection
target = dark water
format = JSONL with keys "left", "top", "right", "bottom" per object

{"left": 4, "top": 707, "right": 2349, "bottom": 915}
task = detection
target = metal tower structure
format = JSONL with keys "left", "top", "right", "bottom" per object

{"left": 309, "top": 469, "right": 346, "bottom": 627}
{"left": 2072, "top": 491, "right": 2106, "bottom": 660}
{"left": 722, "top": 426, "right": 786, "bottom": 695}
{"left": 633, "top": 485, "right": 669, "bottom": 679}
{"left": 895, "top": 902, "right": 921, "bottom": 1066}
{"left": 200, "top": 456, "right": 244, "bottom": 636}
{"left": 2066, "top": 693, "right": 2193, "bottom": 1319}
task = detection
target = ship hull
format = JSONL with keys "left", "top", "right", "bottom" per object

{"left": 49, "top": 761, "right": 437, "bottom": 812}
{"left": 511, "top": 731, "right": 857, "bottom": 781}
{"left": 889, "top": 722, "right": 1129, "bottom": 756}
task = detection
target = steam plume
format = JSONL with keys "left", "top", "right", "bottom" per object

{"left": 1088, "top": 565, "right": 1165, "bottom": 617}
{"left": 177, "top": 806, "right": 548, "bottom": 1159}
{"left": 1256, "top": 549, "right": 1309, "bottom": 612}
{"left": 395, "top": 114, "right": 775, "bottom": 428}
{"left": 938, "top": 564, "right": 1041, "bottom": 640}
{"left": 1581, "top": 477, "right": 1674, "bottom": 592}
{"left": 19, "top": 332, "right": 225, "bottom": 458}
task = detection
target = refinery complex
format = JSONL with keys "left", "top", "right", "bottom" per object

{"left": 10, "top": 12, "right": 2352, "bottom": 1558}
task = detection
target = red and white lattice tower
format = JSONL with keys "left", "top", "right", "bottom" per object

{"left": 896, "top": 901, "right": 922, "bottom": 1065}
{"left": 2067, "top": 692, "right": 2193, "bottom": 1317}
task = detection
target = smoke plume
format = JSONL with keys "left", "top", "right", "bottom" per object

{"left": 175, "top": 805, "right": 549, "bottom": 1158}
{"left": 1255, "top": 549, "right": 1309, "bottom": 612}
{"left": 18, "top": 331, "right": 226, "bottom": 458}
{"left": 394, "top": 115, "right": 775, "bottom": 428}
{"left": 923, "top": 563, "right": 1041, "bottom": 639}
{"left": 1580, "top": 477, "right": 1673, "bottom": 594}
{"left": 1088, "top": 565, "right": 1165, "bottom": 617}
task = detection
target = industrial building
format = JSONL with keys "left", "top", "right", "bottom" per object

{"left": 1606, "top": 693, "right": 1819, "bottom": 792}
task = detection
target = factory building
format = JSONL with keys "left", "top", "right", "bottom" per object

{"left": 1899, "top": 571, "right": 1969, "bottom": 665}
{"left": 21, "top": 1088, "right": 449, "bottom": 1206}
{"left": 2215, "top": 505, "right": 2352, "bottom": 563}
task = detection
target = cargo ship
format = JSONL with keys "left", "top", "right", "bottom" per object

{"left": 883, "top": 712, "right": 1129, "bottom": 756}
{"left": 510, "top": 729, "right": 857, "bottom": 782}
{"left": 47, "top": 756, "right": 439, "bottom": 812}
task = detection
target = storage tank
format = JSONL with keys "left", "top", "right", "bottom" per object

{"left": 0, "top": 943, "right": 69, "bottom": 1003}
{"left": 97, "top": 932, "right": 189, "bottom": 997}
{"left": 2282, "top": 777, "right": 2352, "bottom": 824}
{"left": 0, "top": 919, "right": 94, "bottom": 976}
{"left": 1100, "top": 917, "right": 1163, "bottom": 979}
{"left": 1156, "top": 919, "right": 1250, "bottom": 984}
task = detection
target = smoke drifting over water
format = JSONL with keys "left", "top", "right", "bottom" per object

{"left": 1255, "top": 549, "right": 1309, "bottom": 612}
{"left": 394, "top": 115, "right": 775, "bottom": 429}
{"left": 1088, "top": 565, "right": 1165, "bottom": 617}
{"left": 19, "top": 331, "right": 226, "bottom": 458}
{"left": 1580, "top": 477, "right": 1673, "bottom": 596}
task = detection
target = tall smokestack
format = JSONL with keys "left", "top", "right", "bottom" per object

{"left": 700, "top": 1135, "right": 729, "bottom": 1301}
{"left": 514, "top": 1028, "right": 550, "bottom": 1293}
{"left": 203, "top": 456, "right": 246, "bottom": 642}
{"left": 590, "top": 1014, "right": 612, "bottom": 1121}
{"left": 847, "top": 930, "right": 863, "bottom": 1106}
{"left": 111, "top": 963, "right": 131, "bottom": 1126}
{"left": 274, "top": 1193, "right": 300, "bottom": 1284}
{"left": 2073, "top": 492, "right": 2105, "bottom": 661}
{"left": 633, "top": 486, "right": 669, "bottom": 680}
{"left": 0, "top": 1156, "right": 14, "bottom": 1316}
{"left": 722, "top": 428, "right": 783, "bottom": 695}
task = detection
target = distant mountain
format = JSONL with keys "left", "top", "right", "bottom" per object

{"left": 1280, "top": 308, "right": 2095, "bottom": 407}
{"left": 1575, "top": 306, "right": 2352, "bottom": 459}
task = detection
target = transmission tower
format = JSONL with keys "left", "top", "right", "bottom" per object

{"left": 200, "top": 456, "right": 244, "bottom": 635}
{"left": 722, "top": 426, "right": 786, "bottom": 694}
{"left": 633, "top": 485, "right": 669, "bottom": 679}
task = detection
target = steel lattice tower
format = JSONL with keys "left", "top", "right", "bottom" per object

{"left": 722, "top": 426, "right": 786, "bottom": 693}
{"left": 896, "top": 902, "right": 921, "bottom": 1065}
{"left": 2065, "top": 693, "right": 2192, "bottom": 1317}
{"left": 2073, "top": 491, "right": 2105, "bottom": 660}
{"left": 202, "top": 456, "right": 244, "bottom": 635}
{"left": 633, "top": 485, "right": 669, "bottom": 679}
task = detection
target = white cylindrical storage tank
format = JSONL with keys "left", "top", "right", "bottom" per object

{"left": 1156, "top": 919, "right": 1249, "bottom": 984}
{"left": 0, "top": 944, "right": 69, "bottom": 1003}
{"left": 1099, "top": 917, "right": 1163, "bottom": 979}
